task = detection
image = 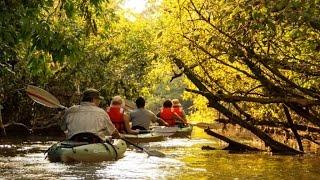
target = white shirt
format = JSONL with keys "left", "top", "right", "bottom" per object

{"left": 61, "top": 102, "right": 116, "bottom": 141}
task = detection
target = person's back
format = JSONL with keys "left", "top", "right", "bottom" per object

{"left": 61, "top": 88, "right": 118, "bottom": 142}
{"left": 64, "top": 103, "right": 114, "bottom": 140}
{"left": 171, "top": 99, "right": 187, "bottom": 125}
{"left": 107, "top": 105, "right": 124, "bottom": 124}
{"left": 130, "top": 108, "right": 157, "bottom": 130}
{"left": 106, "top": 105, "right": 125, "bottom": 132}
{"left": 129, "top": 97, "right": 169, "bottom": 130}
{"left": 172, "top": 106, "right": 183, "bottom": 116}
{"left": 159, "top": 100, "right": 175, "bottom": 126}
{"left": 106, "top": 95, "right": 138, "bottom": 134}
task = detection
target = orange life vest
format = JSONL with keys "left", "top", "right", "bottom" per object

{"left": 159, "top": 108, "right": 175, "bottom": 126}
{"left": 172, "top": 107, "right": 183, "bottom": 117}
{"left": 106, "top": 106, "right": 125, "bottom": 132}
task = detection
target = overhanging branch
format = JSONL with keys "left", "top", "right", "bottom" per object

{"left": 185, "top": 88, "right": 320, "bottom": 106}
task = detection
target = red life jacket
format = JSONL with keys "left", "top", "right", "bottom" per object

{"left": 172, "top": 107, "right": 183, "bottom": 117}
{"left": 159, "top": 108, "right": 175, "bottom": 126}
{"left": 106, "top": 106, "right": 125, "bottom": 132}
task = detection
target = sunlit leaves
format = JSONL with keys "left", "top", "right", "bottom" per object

{"left": 155, "top": 0, "right": 320, "bottom": 123}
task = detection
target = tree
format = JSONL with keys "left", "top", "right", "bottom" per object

{"left": 156, "top": 0, "right": 320, "bottom": 153}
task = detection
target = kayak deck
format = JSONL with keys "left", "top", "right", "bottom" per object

{"left": 152, "top": 125, "right": 193, "bottom": 138}
{"left": 47, "top": 139, "right": 127, "bottom": 163}
{"left": 122, "top": 133, "right": 166, "bottom": 143}
{"left": 171, "top": 125, "right": 193, "bottom": 137}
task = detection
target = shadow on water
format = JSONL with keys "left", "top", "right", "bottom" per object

{"left": 0, "top": 127, "right": 320, "bottom": 179}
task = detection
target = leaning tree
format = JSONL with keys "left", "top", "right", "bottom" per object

{"left": 158, "top": 0, "right": 320, "bottom": 154}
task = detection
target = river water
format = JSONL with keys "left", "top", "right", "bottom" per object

{"left": 1, "top": 127, "right": 319, "bottom": 179}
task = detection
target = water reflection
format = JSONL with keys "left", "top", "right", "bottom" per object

{"left": 0, "top": 127, "right": 320, "bottom": 179}
{"left": 96, "top": 151, "right": 184, "bottom": 179}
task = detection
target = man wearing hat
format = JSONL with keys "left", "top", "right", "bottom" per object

{"left": 61, "top": 88, "right": 121, "bottom": 142}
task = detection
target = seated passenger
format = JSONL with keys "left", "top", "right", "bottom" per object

{"left": 61, "top": 88, "right": 121, "bottom": 142}
{"left": 129, "top": 97, "right": 169, "bottom": 130}
{"left": 157, "top": 100, "right": 176, "bottom": 126}
{"left": 171, "top": 99, "right": 188, "bottom": 125}
{"left": 106, "top": 96, "right": 138, "bottom": 135}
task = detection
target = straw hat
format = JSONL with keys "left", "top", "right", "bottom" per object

{"left": 172, "top": 99, "right": 181, "bottom": 106}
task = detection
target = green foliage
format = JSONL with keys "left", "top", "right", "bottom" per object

{"left": 155, "top": 0, "right": 320, "bottom": 123}
{"left": 3, "top": 0, "right": 319, "bottom": 132}
{"left": 0, "top": 0, "right": 128, "bottom": 123}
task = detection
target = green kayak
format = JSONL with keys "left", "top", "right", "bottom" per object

{"left": 122, "top": 133, "right": 166, "bottom": 143}
{"left": 152, "top": 125, "right": 193, "bottom": 138}
{"left": 47, "top": 139, "right": 127, "bottom": 163}
{"left": 173, "top": 125, "right": 193, "bottom": 137}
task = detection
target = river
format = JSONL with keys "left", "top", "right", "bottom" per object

{"left": 1, "top": 127, "right": 319, "bottom": 179}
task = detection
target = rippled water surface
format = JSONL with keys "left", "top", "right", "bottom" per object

{"left": 1, "top": 127, "right": 319, "bottom": 179}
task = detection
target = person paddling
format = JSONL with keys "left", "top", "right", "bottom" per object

{"left": 157, "top": 100, "right": 176, "bottom": 126}
{"left": 106, "top": 96, "right": 139, "bottom": 135}
{"left": 129, "top": 97, "right": 169, "bottom": 130}
{"left": 60, "top": 88, "right": 121, "bottom": 143}
{"left": 171, "top": 99, "right": 188, "bottom": 126}
{"left": 157, "top": 99, "right": 188, "bottom": 127}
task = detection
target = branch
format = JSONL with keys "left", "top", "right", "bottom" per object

{"left": 217, "top": 94, "right": 320, "bottom": 106}
{"left": 255, "top": 55, "right": 320, "bottom": 99}
{"left": 0, "top": 63, "right": 15, "bottom": 74}
{"left": 170, "top": 71, "right": 183, "bottom": 82}
{"left": 185, "top": 88, "right": 210, "bottom": 97}
{"left": 185, "top": 89, "right": 320, "bottom": 106}
{"left": 182, "top": 35, "right": 257, "bottom": 80}
{"left": 216, "top": 118, "right": 320, "bottom": 133}
{"left": 282, "top": 104, "right": 304, "bottom": 152}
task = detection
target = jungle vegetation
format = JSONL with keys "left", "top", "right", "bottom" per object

{"left": 1, "top": 0, "right": 319, "bottom": 154}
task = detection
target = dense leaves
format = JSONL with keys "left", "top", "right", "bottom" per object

{"left": 155, "top": 0, "right": 320, "bottom": 153}
{"left": 0, "top": 0, "right": 173, "bottom": 127}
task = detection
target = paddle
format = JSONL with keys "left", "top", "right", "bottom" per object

{"left": 123, "top": 99, "right": 136, "bottom": 112}
{"left": 26, "top": 85, "right": 166, "bottom": 158}
{"left": 120, "top": 137, "right": 165, "bottom": 157}
{"left": 26, "top": 85, "right": 67, "bottom": 109}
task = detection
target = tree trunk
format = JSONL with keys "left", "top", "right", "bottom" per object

{"left": 173, "top": 56, "right": 303, "bottom": 154}
{"left": 282, "top": 104, "right": 304, "bottom": 152}
{"left": 204, "top": 128, "right": 261, "bottom": 151}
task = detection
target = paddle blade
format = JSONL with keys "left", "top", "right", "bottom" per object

{"left": 26, "top": 85, "right": 66, "bottom": 109}
{"left": 145, "top": 149, "right": 166, "bottom": 157}
{"left": 123, "top": 99, "right": 136, "bottom": 112}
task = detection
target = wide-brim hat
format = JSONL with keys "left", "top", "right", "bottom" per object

{"left": 172, "top": 99, "right": 181, "bottom": 106}
{"left": 83, "top": 88, "right": 104, "bottom": 100}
